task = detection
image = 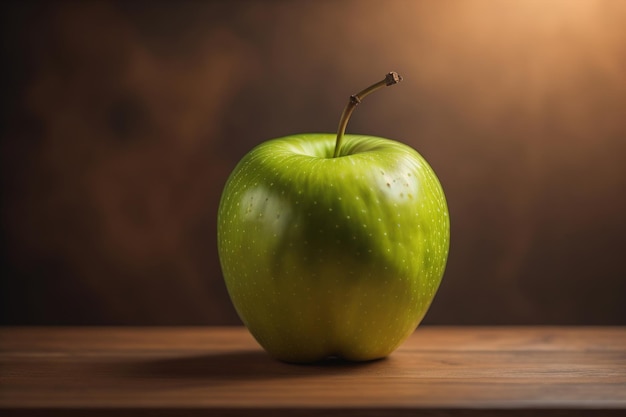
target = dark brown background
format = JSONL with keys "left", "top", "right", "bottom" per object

{"left": 1, "top": 0, "right": 625, "bottom": 326}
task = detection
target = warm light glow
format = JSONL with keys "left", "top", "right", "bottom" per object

{"left": 2, "top": 0, "right": 625, "bottom": 325}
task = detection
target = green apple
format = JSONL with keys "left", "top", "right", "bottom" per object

{"left": 217, "top": 73, "right": 449, "bottom": 363}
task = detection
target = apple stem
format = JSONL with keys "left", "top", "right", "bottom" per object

{"left": 332, "top": 72, "right": 403, "bottom": 158}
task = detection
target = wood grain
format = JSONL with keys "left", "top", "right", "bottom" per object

{"left": 1, "top": 327, "right": 625, "bottom": 416}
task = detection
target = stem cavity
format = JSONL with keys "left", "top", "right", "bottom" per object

{"left": 333, "top": 72, "right": 403, "bottom": 158}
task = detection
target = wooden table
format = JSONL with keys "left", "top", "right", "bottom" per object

{"left": 1, "top": 326, "right": 625, "bottom": 416}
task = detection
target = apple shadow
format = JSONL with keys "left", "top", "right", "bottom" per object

{"left": 118, "top": 349, "right": 384, "bottom": 384}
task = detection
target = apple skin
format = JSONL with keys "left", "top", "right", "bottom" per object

{"left": 217, "top": 133, "right": 449, "bottom": 363}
